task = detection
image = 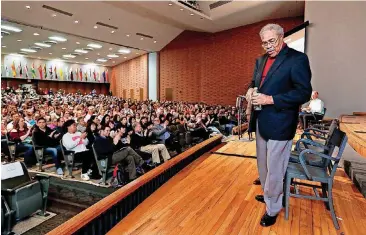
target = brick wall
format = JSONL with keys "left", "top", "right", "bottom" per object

{"left": 111, "top": 54, "right": 148, "bottom": 100}
{"left": 160, "top": 16, "right": 304, "bottom": 105}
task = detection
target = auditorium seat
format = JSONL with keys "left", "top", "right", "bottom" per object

{"left": 92, "top": 144, "right": 113, "bottom": 185}
{"left": 1, "top": 162, "right": 50, "bottom": 223}
{"left": 284, "top": 128, "right": 348, "bottom": 230}
{"left": 60, "top": 140, "right": 76, "bottom": 178}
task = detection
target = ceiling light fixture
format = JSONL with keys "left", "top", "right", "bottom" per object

{"left": 169, "top": 3, "right": 173, "bottom": 6}
{"left": 9, "top": 53, "right": 24, "bottom": 57}
{"left": 140, "top": 37, "right": 144, "bottom": 40}
{"left": 111, "top": 30, "right": 115, "bottom": 34}
{"left": 35, "top": 42, "right": 51, "bottom": 47}
{"left": 76, "top": 42, "right": 80, "bottom": 44}
{"left": 38, "top": 57, "right": 41, "bottom": 59}
{"left": 74, "top": 20, "right": 79, "bottom": 24}
{"left": 154, "top": 40, "right": 157, "bottom": 43}
{"left": 49, "top": 53, "right": 52, "bottom": 55}
{"left": 75, "top": 49, "right": 88, "bottom": 54}
{"left": 124, "top": 57, "right": 127, "bottom": 59}
{"left": 62, "top": 47, "right": 66, "bottom": 50}
{"left": 48, "top": 36, "right": 67, "bottom": 42}
{"left": 2, "top": 45, "right": 6, "bottom": 48}
{"left": 136, "top": 53, "right": 139, "bottom": 55}
{"left": 180, "top": 8, "right": 184, "bottom": 11}
{"left": 1, "top": 25, "right": 22, "bottom": 32}
{"left": 126, "top": 34, "right": 130, "bottom": 37}
{"left": 94, "top": 25, "right": 98, "bottom": 29}
{"left": 17, "top": 39, "right": 22, "bottom": 42}
{"left": 52, "top": 14, "right": 57, "bottom": 17}
{"left": 63, "top": 54, "right": 76, "bottom": 58}
{"left": 107, "top": 54, "right": 119, "bottom": 58}
{"left": 190, "top": 13, "right": 194, "bottom": 16}
{"left": 87, "top": 43, "right": 102, "bottom": 49}
{"left": 112, "top": 61, "right": 115, "bottom": 63}
{"left": 33, "top": 33, "right": 39, "bottom": 36}
{"left": 96, "top": 58, "right": 107, "bottom": 62}
{"left": 118, "top": 49, "right": 131, "bottom": 54}
{"left": 21, "top": 48, "right": 37, "bottom": 53}
{"left": 25, "top": 5, "right": 31, "bottom": 9}
{"left": 109, "top": 48, "right": 113, "bottom": 51}
{"left": 97, "top": 53, "right": 100, "bottom": 56}
{"left": 85, "top": 58, "right": 89, "bottom": 60}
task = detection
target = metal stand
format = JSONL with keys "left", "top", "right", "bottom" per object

{"left": 235, "top": 95, "right": 254, "bottom": 142}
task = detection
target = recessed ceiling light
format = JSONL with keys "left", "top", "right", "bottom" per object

{"left": 75, "top": 49, "right": 88, "bottom": 54}
{"left": 74, "top": 20, "right": 79, "bottom": 24}
{"left": 87, "top": 43, "right": 102, "bottom": 49}
{"left": 97, "top": 53, "right": 100, "bottom": 56}
{"left": 25, "top": 5, "right": 31, "bottom": 9}
{"left": 49, "top": 53, "right": 52, "bottom": 55}
{"left": 126, "top": 34, "right": 130, "bottom": 37}
{"left": 85, "top": 58, "right": 88, "bottom": 60}
{"left": 35, "top": 42, "right": 51, "bottom": 48}
{"left": 2, "top": 45, "right": 6, "bottom": 48}
{"left": 76, "top": 42, "right": 80, "bottom": 44}
{"left": 180, "top": 8, "right": 184, "bottom": 11}
{"left": 63, "top": 54, "right": 76, "bottom": 58}
{"left": 17, "top": 39, "right": 22, "bottom": 42}
{"left": 94, "top": 25, "right": 98, "bottom": 29}
{"left": 140, "top": 37, "right": 144, "bottom": 40}
{"left": 62, "top": 48, "right": 66, "bottom": 50}
{"left": 112, "top": 61, "right": 115, "bottom": 63}
{"left": 1, "top": 25, "right": 22, "bottom": 32}
{"left": 21, "top": 48, "right": 37, "bottom": 53}
{"left": 154, "top": 40, "right": 157, "bottom": 43}
{"left": 111, "top": 30, "right": 115, "bottom": 34}
{"left": 168, "top": 3, "right": 173, "bottom": 6}
{"left": 124, "top": 57, "right": 127, "bottom": 59}
{"left": 33, "top": 33, "right": 39, "bottom": 36}
{"left": 118, "top": 49, "right": 131, "bottom": 54}
{"left": 52, "top": 14, "right": 57, "bottom": 17}
{"left": 38, "top": 57, "right": 41, "bottom": 59}
{"left": 96, "top": 58, "right": 107, "bottom": 62}
{"left": 136, "top": 52, "right": 139, "bottom": 55}
{"left": 107, "top": 54, "right": 119, "bottom": 58}
{"left": 109, "top": 48, "right": 113, "bottom": 51}
{"left": 190, "top": 13, "right": 194, "bottom": 16}
{"left": 49, "top": 36, "right": 67, "bottom": 42}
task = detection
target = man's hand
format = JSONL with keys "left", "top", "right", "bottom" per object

{"left": 48, "top": 130, "right": 56, "bottom": 138}
{"left": 252, "top": 94, "right": 274, "bottom": 106}
{"left": 80, "top": 132, "right": 87, "bottom": 139}
{"left": 246, "top": 88, "right": 254, "bottom": 102}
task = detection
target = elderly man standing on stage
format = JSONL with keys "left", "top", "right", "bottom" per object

{"left": 245, "top": 24, "right": 312, "bottom": 227}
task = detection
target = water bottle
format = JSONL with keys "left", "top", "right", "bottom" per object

{"left": 253, "top": 87, "right": 262, "bottom": 111}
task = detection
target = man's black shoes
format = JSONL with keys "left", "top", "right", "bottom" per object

{"left": 255, "top": 195, "right": 265, "bottom": 203}
{"left": 260, "top": 213, "right": 278, "bottom": 227}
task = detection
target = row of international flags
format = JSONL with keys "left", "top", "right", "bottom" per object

{"left": 3, "top": 61, "right": 109, "bottom": 83}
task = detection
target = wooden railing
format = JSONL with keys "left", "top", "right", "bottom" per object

{"left": 47, "top": 135, "right": 222, "bottom": 235}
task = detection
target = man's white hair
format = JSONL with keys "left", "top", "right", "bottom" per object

{"left": 259, "top": 24, "right": 284, "bottom": 38}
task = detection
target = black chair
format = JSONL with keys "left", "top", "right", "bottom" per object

{"left": 307, "top": 108, "right": 327, "bottom": 128}
{"left": 31, "top": 133, "right": 53, "bottom": 172}
{"left": 60, "top": 140, "right": 75, "bottom": 178}
{"left": 91, "top": 144, "right": 113, "bottom": 185}
{"left": 1, "top": 161, "right": 50, "bottom": 223}
{"left": 1, "top": 196, "right": 14, "bottom": 235}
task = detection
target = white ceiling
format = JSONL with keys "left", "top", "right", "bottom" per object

{"left": 1, "top": 1, "right": 304, "bottom": 66}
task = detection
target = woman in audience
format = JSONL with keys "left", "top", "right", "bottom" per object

{"left": 9, "top": 118, "right": 36, "bottom": 166}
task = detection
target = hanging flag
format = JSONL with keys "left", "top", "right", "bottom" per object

{"left": 89, "top": 68, "right": 92, "bottom": 78}
{"left": 97, "top": 71, "right": 100, "bottom": 82}
{"left": 60, "top": 67, "right": 64, "bottom": 80}
{"left": 49, "top": 66, "right": 53, "bottom": 79}
{"left": 102, "top": 70, "right": 106, "bottom": 83}
{"left": 5, "top": 66, "right": 9, "bottom": 77}
{"left": 11, "top": 61, "right": 16, "bottom": 77}
{"left": 93, "top": 69, "right": 96, "bottom": 81}
{"left": 43, "top": 64, "right": 47, "bottom": 79}
{"left": 18, "top": 62, "right": 23, "bottom": 77}
{"left": 31, "top": 63, "right": 36, "bottom": 79}
{"left": 105, "top": 69, "right": 109, "bottom": 83}
{"left": 76, "top": 68, "right": 79, "bottom": 80}
{"left": 24, "top": 64, "right": 29, "bottom": 79}
{"left": 84, "top": 70, "right": 88, "bottom": 81}
{"left": 79, "top": 68, "right": 82, "bottom": 81}
{"left": 54, "top": 66, "right": 58, "bottom": 79}
{"left": 38, "top": 65, "right": 43, "bottom": 79}
{"left": 70, "top": 67, "right": 74, "bottom": 81}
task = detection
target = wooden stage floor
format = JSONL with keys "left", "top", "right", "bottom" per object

{"left": 108, "top": 137, "right": 366, "bottom": 235}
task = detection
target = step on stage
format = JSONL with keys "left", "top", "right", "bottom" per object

{"left": 108, "top": 136, "right": 366, "bottom": 235}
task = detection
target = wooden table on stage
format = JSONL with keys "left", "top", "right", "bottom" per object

{"left": 107, "top": 140, "right": 366, "bottom": 235}
{"left": 340, "top": 115, "right": 366, "bottom": 157}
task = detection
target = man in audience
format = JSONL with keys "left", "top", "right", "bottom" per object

{"left": 62, "top": 120, "right": 97, "bottom": 180}
{"left": 299, "top": 91, "right": 325, "bottom": 129}
{"left": 33, "top": 117, "right": 63, "bottom": 175}
{"left": 131, "top": 123, "right": 170, "bottom": 165}
{"left": 94, "top": 125, "right": 145, "bottom": 181}
{"left": 77, "top": 117, "right": 87, "bottom": 133}
{"left": 245, "top": 23, "right": 312, "bottom": 227}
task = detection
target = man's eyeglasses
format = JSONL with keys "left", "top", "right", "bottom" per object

{"left": 261, "top": 37, "right": 279, "bottom": 48}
